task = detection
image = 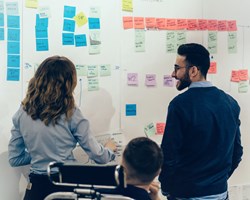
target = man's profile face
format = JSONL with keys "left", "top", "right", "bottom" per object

{"left": 172, "top": 55, "right": 192, "bottom": 91}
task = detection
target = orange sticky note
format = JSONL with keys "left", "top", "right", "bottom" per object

{"left": 166, "top": 18, "right": 177, "bottom": 30}
{"left": 134, "top": 17, "right": 145, "bottom": 29}
{"left": 218, "top": 20, "right": 227, "bottom": 31}
{"left": 207, "top": 20, "right": 218, "bottom": 31}
{"left": 123, "top": 16, "right": 133, "bottom": 29}
{"left": 156, "top": 18, "right": 166, "bottom": 30}
{"left": 197, "top": 19, "right": 207, "bottom": 30}
{"left": 238, "top": 69, "right": 249, "bottom": 81}
{"left": 145, "top": 17, "right": 156, "bottom": 29}
{"left": 231, "top": 70, "right": 240, "bottom": 82}
{"left": 187, "top": 19, "right": 197, "bottom": 30}
{"left": 208, "top": 62, "right": 217, "bottom": 74}
{"left": 176, "top": 19, "right": 187, "bottom": 30}
{"left": 227, "top": 20, "right": 237, "bottom": 31}
{"left": 156, "top": 123, "right": 166, "bottom": 135}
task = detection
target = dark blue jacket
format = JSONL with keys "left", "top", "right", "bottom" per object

{"left": 159, "top": 86, "right": 243, "bottom": 198}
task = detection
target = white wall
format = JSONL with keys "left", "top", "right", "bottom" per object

{"left": 0, "top": 0, "right": 249, "bottom": 199}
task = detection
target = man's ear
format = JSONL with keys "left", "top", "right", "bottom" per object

{"left": 189, "top": 65, "right": 200, "bottom": 78}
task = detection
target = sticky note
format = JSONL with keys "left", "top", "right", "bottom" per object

{"left": 227, "top": 20, "right": 237, "bottom": 31}
{"left": 7, "top": 15, "right": 20, "bottom": 28}
{"left": 88, "top": 78, "right": 99, "bottom": 91}
{"left": 100, "top": 65, "right": 111, "bottom": 76}
{"left": 7, "top": 54, "right": 20, "bottom": 68}
{"left": 208, "top": 62, "right": 217, "bottom": 74}
{"left": 218, "top": 20, "right": 227, "bottom": 31}
{"left": 63, "top": 19, "right": 75, "bottom": 32}
{"left": 62, "top": 33, "right": 74, "bottom": 45}
{"left": 25, "top": 0, "right": 38, "bottom": 8}
{"left": 197, "top": 19, "right": 207, "bottom": 30}
{"left": 75, "top": 34, "right": 87, "bottom": 47}
{"left": 7, "top": 41, "right": 20, "bottom": 54}
{"left": 64, "top": 6, "right": 76, "bottom": 18}
{"left": 134, "top": 17, "right": 144, "bottom": 29}
{"left": 164, "top": 75, "right": 174, "bottom": 87}
{"left": 123, "top": 16, "right": 133, "bottom": 29}
{"left": 176, "top": 19, "right": 187, "bottom": 30}
{"left": 75, "top": 65, "right": 87, "bottom": 76}
{"left": 156, "top": 123, "right": 166, "bottom": 135}
{"left": 8, "top": 28, "right": 20, "bottom": 41}
{"left": 187, "top": 19, "right": 197, "bottom": 30}
{"left": 35, "top": 26, "right": 48, "bottom": 38}
{"left": 238, "top": 81, "right": 248, "bottom": 93}
{"left": 145, "top": 74, "right": 156, "bottom": 86}
{"left": 145, "top": 17, "right": 156, "bottom": 29}
{"left": 238, "top": 69, "right": 248, "bottom": 81}
{"left": 88, "top": 18, "right": 100, "bottom": 29}
{"left": 166, "top": 18, "right": 176, "bottom": 30}
{"left": 122, "top": 0, "right": 133, "bottom": 12}
{"left": 38, "top": 6, "right": 51, "bottom": 18}
{"left": 36, "top": 14, "right": 48, "bottom": 27}
{"left": 207, "top": 20, "right": 218, "bottom": 31}
{"left": 73, "top": 12, "right": 88, "bottom": 27}
{"left": 7, "top": 68, "right": 20, "bottom": 81}
{"left": 89, "top": 44, "right": 101, "bottom": 55}
{"left": 127, "top": 73, "right": 138, "bottom": 85}
{"left": 6, "top": 2, "right": 19, "bottom": 15}
{"left": 0, "top": 13, "right": 4, "bottom": 26}
{"left": 0, "top": 28, "right": 4, "bottom": 40}
{"left": 36, "top": 39, "right": 49, "bottom": 51}
{"left": 228, "top": 32, "right": 237, "bottom": 54}
{"left": 231, "top": 70, "right": 239, "bottom": 82}
{"left": 89, "top": 7, "right": 101, "bottom": 18}
{"left": 144, "top": 122, "right": 156, "bottom": 136}
{"left": 157, "top": 18, "right": 166, "bottom": 30}
{"left": 126, "top": 104, "right": 136, "bottom": 116}
{"left": 135, "top": 30, "right": 145, "bottom": 52}
{"left": 87, "top": 65, "right": 98, "bottom": 77}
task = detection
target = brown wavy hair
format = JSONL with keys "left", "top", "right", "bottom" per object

{"left": 22, "top": 56, "right": 77, "bottom": 126}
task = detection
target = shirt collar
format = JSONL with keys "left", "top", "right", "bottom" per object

{"left": 189, "top": 81, "right": 213, "bottom": 88}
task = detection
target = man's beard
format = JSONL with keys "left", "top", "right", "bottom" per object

{"left": 176, "top": 70, "right": 191, "bottom": 91}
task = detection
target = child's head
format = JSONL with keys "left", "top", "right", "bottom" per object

{"left": 22, "top": 56, "right": 77, "bottom": 125}
{"left": 122, "top": 137, "right": 163, "bottom": 185}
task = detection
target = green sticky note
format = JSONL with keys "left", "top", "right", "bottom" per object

{"left": 100, "top": 64, "right": 111, "bottom": 76}
{"left": 135, "top": 30, "right": 145, "bottom": 52}
{"left": 88, "top": 78, "right": 99, "bottom": 91}
{"left": 166, "top": 31, "right": 176, "bottom": 53}
{"left": 208, "top": 31, "right": 217, "bottom": 54}
{"left": 228, "top": 32, "right": 237, "bottom": 54}
{"left": 75, "top": 64, "right": 87, "bottom": 76}
{"left": 87, "top": 65, "right": 98, "bottom": 77}
{"left": 144, "top": 122, "right": 156, "bottom": 137}
{"left": 238, "top": 81, "right": 248, "bottom": 93}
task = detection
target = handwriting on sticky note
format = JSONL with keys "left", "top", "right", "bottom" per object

{"left": 208, "top": 62, "right": 217, "bottom": 74}
{"left": 127, "top": 73, "right": 138, "bottom": 85}
{"left": 145, "top": 74, "right": 156, "bottom": 86}
{"left": 231, "top": 70, "right": 239, "bottom": 82}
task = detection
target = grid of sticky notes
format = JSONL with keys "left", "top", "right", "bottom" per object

{"left": 5, "top": 2, "right": 20, "bottom": 81}
{"left": 75, "top": 64, "right": 111, "bottom": 91}
{"left": 144, "top": 122, "right": 166, "bottom": 136}
{"left": 231, "top": 69, "right": 249, "bottom": 93}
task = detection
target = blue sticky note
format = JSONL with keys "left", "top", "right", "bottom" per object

{"left": 62, "top": 33, "right": 74, "bottom": 45}
{"left": 0, "top": 28, "right": 4, "bottom": 40}
{"left": 126, "top": 104, "right": 137, "bottom": 116}
{"left": 88, "top": 18, "right": 100, "bottom": 29}
{"left": 64, "top": 6, "right": 76, "bottom": 18}
{"left": 0, "top": 13, "right": 4, "bottom": 26}
{"left": 8, "top": 28, "right": 20, "bottom": 41}
{"left": 7, "top": 54, "right": 20, "bottom": 68}
{"left": 7, "top": 41, "right": 20, "bottom": 54}
{"left": 7, "top": 15, "right": 20, "bottom": 28}
{"left": 7, "top": 68, "right": 20, "bottom": 81}
{"left": 36, "top": 39, "right": 49, "bottom": 51}
{"left": 75, "top": 34, "right": 87, "bottom": 47}
{"left": 63, "top": 19, "right": 75, "bottom": 32}
{"left": 36, "top": 14, "right": 48, "bottom": 27}
{"left": 35, "top": 26, "right": 48, "bottom": 38}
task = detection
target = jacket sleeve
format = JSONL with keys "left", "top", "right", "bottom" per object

{"left": 228, "top": 119, "right": 243, "bottom": 177}
{"left": 8, "top": 109, "right": 31, "bottom": 167}
{"left": 159, "top": 101, "right": 184, "bottom": 194}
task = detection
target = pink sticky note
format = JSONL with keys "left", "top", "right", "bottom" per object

{"left": 207, "top": 20, "right": 218, "bottom": 31}
{"left": 166, "top": 18, "right": 177, "bottom": 30}
{"left": 238, "top": 69, "right": 249, "bottom": 81}
{"left": 134, "top": 17, "right": 145, "bottom": 29}
{"left": 123, "top": 16, "right": 133, "bottom": 29}
{"left": 208, "top": 62, "right": 217, "bottom": 74}
{"left": 176, "top": 19, "right": 187, "bottom": 30}
{"left": 156, "top": 18, "right": 166, "bottom": 30}
{"left": 145, "top": 74, "right": 156, "bottom": 86}
{"left": 231, "top": 70, "right": 240, "bottom": 82}
{"left": 197, "top": 19, "right": 207, "bottom": 30}
{"left": 145, "top": 17, "right": 156, "bottom": 29}
{"left": 187, "top": 19, "right": 197, "bottom": 30}
{"left": 218, "top": 20, "right": 227, "bottom": 31}
{"left": 227, "top": 20, "right": 237, "bottom": 31}
{"left": 163, "top": 75, "right": 174, "bottom": 87}
{"left": 156, "top": 123, "right": 166, "bottom": 135}
{"left": 127, "top": 73, "right": 138, "bottom": 85}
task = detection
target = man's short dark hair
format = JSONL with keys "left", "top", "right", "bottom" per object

{"left": 123, "top": 137, "right": 163, "bottom": 183}
{"left": 178, "top": 43, "right": 210, "bottom": 78}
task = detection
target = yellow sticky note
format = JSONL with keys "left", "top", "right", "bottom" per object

{"left": 122, "top": 0, "right": 133, "bottom": 12}
{"left": 25, "top": 0, "right": 38, "bottom": 8}
{"left": 73, "top": 12, "right": 88, "bottom": 27}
